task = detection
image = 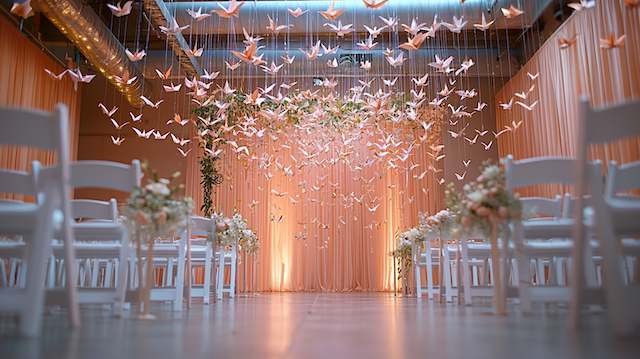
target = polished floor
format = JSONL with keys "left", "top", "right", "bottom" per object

{"left": 1, "top": 293, "right": 639, "bottom": 359}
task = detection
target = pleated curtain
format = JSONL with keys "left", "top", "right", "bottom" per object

{"left": 495, "top": 0, "right": 640, "bottom": 197}
{"left": 0, "top": 15, "right": 81, "bottom": 202}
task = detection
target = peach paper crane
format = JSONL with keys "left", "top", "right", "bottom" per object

{"left": 213, "top": 0, "right": 245, "bottom": 19}
{"left": 319, "top": 0, "right": 345, "bottom": 21}
{"left": 107, "top": 1, "right": 132, "bottom": 17}
{"left": 362, "top": 0, "right": 389, "bottom": 10}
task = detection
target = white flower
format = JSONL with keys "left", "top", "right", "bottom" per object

{"left": 467, "top": 190, "right": 484, "bottom": 203}
{"left": 482, "top": 165, "right": 500, "bottom": 179}
{"left": 409, "top": 228, "right": 421, "bottom": 240}
{"left": 145, "top": 182, "right": 170, "bottom": 196}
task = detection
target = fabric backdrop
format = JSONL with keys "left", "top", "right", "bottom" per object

{"left": 0, "top": 14, "right": 81, "bottom": 202}
{"left": 495, "top": 0, "right": 640, "bottom": 197}
{"left": 186, "top": 125, "right": 444, "bottom": 292}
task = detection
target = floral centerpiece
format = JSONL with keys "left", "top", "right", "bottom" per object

{"left": 456, "top": 162, "right": 522, "bottom": 234}
{"left": 422, "top": 209, "right": 455, "bottom": 237}
{"left": 125, "top": 161, "right": 192, "bottom": 318}
{"left": 213, "top": 212, "right": 259, "bottom": 255}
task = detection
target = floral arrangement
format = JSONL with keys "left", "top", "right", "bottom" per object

{"left": 390, "top": 226, "right": 425, "bottom": 281}
{"left": 449, "top": 161, "right": 522, "bottom": 235}
{"left": 421, "top": 209, "right": 455, "bottom": 236}
{"left": 125, "top": 162, "right": 193, "bottom": 238}
{"left": 213, "top": 212, "right": 259, "bottom": 255}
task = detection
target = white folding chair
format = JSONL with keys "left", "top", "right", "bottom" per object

{"left": 505, "top": 156, "right": 601, "bottom": 312}
{"left": 44, "top": 160, "right": 141, "bottom": 316}
{"left": 183, "top": 216, "right": 216, "bottom": 304}
{"left": 456, "top": 229, "right": 503, "bottom": 305}
{"left": 0, "top": 104, "right": 79, "bottom": 336}
{"left": 572, "top": 97, "right": 640, "bottom": 334}
{"left": 216, "top": 240, "right": 238, "bottom": 300}
{"left": 141, "top": 215, "right": 196, "bottom": 311}
{"left": 605, "top": 161, "right": 640, "bottom": 283}
{"left": 413, "top": 231, "right": 441, "bottom": 300}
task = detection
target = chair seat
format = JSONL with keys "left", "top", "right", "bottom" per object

{"left": 52, "top": 242, "right": 122, "bottom": 258}
{"left": 0, "top": 240, "right": 26, "bottom": 256}
{"left": 0, "top": 202, "right": 39, "bottom": 235}
{"left": 71, "top": 222, "right": 125, "bottom": 241}
{"left": 607, "top": 198, "right": 640, "bottom": 236}
{"left": 522, "top": 218, "right": 574, "bottom": 239}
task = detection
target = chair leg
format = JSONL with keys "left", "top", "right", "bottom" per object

{"left": 512, "top": 222, "right": 532, "bottom": 312}
{"left": 174, "top": 240, "right": 186, "bottom": 311}
{"left": 584, "top": 243, "right": 598, "bottom": 288}
{"left": 166, "top": 258, "right": 174, "bottom": 287}
{"left": 105, "top": 260, "right": 113, "bottom": 288}
{"left": 0, "top": 258, "right": 7, "bottom": 287}
{"left": 442, "top": 248, "right": 453, "bottom": 303}
{"left": 425, "top": 244, "right": 433, "bottom": 300}
{"left": 460, "top": 240, "right": 472, "bottom": 305}
{"left": 61, "top": 214, "right": 80, "bottom": 328}
{"left": 594, "top": 210, "right": 632, "bottom": 334}
{"left": 90, "top": 259, "right": 100, "bottom": 288}
{"left": 46, "top": 255, "right": 56, "bottom": 288}
{"left": 203, "top": 244, "right": 212, "bottom": 304}
{"left": 9, "top": 258, "right": 18, "bottom": 287}
{"left": 414, "top": 252, "right": 422, "bottom": 299}
{"left": 216, "top": 251, "right": 225, "bottom": 300}
{"left": 229, "top": 249, "right": 237, "bottom": 298}
{"left": 21, "top": 199, "right": 56, "bottom": 337}
{"left": 536, "top": 260, "right": 546, "bottom": 286}
{"left": 114, "top": 231, "right": 130, "bottom": 317}
{"left": 18, "top": 259, "right": 27, "bottom": 288}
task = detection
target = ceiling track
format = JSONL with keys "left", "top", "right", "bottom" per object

{"left": 142, "top": 0, "right": 203, "bottom": 77}
{"left": 31, "top": 0, "right": 145, "bottom": 107}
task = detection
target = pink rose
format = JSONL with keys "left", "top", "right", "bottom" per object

{"left": 156, "top": 211, "right": 167, "bottom": 225}
{"left": 476, "top": 206, "right": 490, "bottom": 217}
{"left": 135, "top": 210, "right": 150, "bottom": 225}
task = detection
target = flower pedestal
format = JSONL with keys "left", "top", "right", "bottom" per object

{"left": 400, "top": 261, "right": 411, "bottom": 297}
{"left": 133, "top": 229, "right": 158, "bottom": 320}
{"left": 489, "top": 219, "right": 507, "bottom": 315}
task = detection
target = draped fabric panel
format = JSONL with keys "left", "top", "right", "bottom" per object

{"left": 0, "top": 14, "right": 81, "bottom": 200}
{"left": 495, "top": 0, "right": 640, "bottom": 197}
{"left": 186, "top": 128, "right": 443, "bottom": 292}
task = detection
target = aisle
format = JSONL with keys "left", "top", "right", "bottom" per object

{"left": 1, "top": 293, "right": 637, "bottom": 359}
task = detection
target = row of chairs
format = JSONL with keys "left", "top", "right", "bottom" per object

{"left": 414, "top": 97, "right": 640, "bottom": 334}
{"left": 0, "top": 105, "right": 239, "bottom": 336}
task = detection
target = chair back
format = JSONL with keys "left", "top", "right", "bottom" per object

{"left": 190, "top": 216, "right": 215, "bottom": 237}
{"left": 71, "top": 199, "right": 117, "bottom": 221}
{"left": 504, "top": 155, "right": 578, "bottom": 190}
{"left": 521, "top": 196, "right": 563, "bottom": 219}
{"left": 68, "top": 160, "right": 142, "bottom": 193}
{"left": 605, "top": 160, "right": 640, "bottom": 199}
{"left": 0, "top": 166, "right": 38, "bottom": 198}
{"left": 581, "top": 98, "right": 640, "bottom": 145}
{"left": 41, "top": 160, "right": 141, "bottom": 218}
{"left": 0, "top": 105, "right": 69, "bottom": 199}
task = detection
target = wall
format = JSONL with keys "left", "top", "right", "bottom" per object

{"left": 76, "top": 76, "right": 190, "bottom": 201}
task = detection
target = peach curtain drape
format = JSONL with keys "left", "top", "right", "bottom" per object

{"left": 495, "top": 0, "right": 640, "bottom": 196}
{"left": 0, "top": 14, "right": 81, "bottom": 195}
{"left": 186, "top": 130, "right": 443, "bottom": 292}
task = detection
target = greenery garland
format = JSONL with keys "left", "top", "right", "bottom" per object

{"left": 192, "top": 91, "right": 446, "bottom": 216}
